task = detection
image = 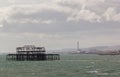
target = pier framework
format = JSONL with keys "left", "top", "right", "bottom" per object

{"left": 6, "top": 45, "right": 60, "bottom": 61}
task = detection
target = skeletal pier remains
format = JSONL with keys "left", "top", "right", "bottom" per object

{"left": 6, "top": 45, "right": 60, "bottom": 61}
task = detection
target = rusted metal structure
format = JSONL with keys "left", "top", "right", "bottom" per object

{"left": 6, "top": 45, "right": 60, "bottom": 61}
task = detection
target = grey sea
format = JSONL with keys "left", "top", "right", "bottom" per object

{"left": 0, "top": 54, "right": 120, "bottom": 77}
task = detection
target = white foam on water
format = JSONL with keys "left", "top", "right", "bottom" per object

{"left": 87, "top": 70, "right": 110, "bottom": 76}
{"left": 90, "top": 62, "right": 95, "bottom": 64}
{"left": 86, "top": 65, "right": 94, "bottom": 68}
{"left": 97, "top": 73, "right": 109, "bottom": 76}
{"left": 87, "top": 70, "right": 98, "bottom": 74}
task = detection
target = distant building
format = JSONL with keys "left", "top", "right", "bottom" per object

{"left": 6, "top": 45, "right": 60, "bottom": 61}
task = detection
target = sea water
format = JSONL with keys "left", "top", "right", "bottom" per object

{"left": 0, "top": 54, "right": 120, "bottom": 77}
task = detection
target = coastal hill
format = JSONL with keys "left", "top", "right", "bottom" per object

{"left": 49, "top": 45, "right": 120, "bottom": 55}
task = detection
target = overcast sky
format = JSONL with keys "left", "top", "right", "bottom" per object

{"left": 0, "top": 0, "right": 120, "bottom": 52}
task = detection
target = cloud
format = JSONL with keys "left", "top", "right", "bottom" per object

{"left": 0, "top": 0, "right": 119, "bottom": 31}
{"left": 0, "top": 24, "right": 3, "bottom": 27}
{"left": 8, "top": 0, "right": 16, "bottom": 4}
{"left": 7, "top": 18, "right": 55, "bottom": 24}
{"left": 103, "top": 7, "right": 120, "bottom": 22}
{"left": 0, "top": 2, "right": 73, "bottom": 27}
{"left": 58, "top": 0, "right": 120, "bottom": 22}
{"left": 0, "top": 0, "right": 119, "bottom": 28}
{"left": 67, "top": 9, "right": 101, "bottom": 22}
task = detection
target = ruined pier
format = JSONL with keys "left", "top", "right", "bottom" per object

{"left": 6, "top": 45, "right": 60, "bottom": 61}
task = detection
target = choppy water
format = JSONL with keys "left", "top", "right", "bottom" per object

{"left": 0, "top": 54, "right": 120, "bottom": 77}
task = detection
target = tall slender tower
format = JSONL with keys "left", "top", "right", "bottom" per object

{"left": 77, "top": 41, "right": 80, "bottom": 52}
